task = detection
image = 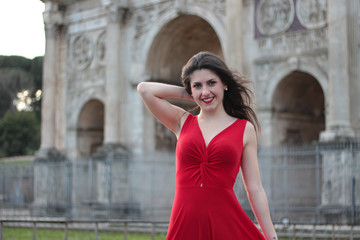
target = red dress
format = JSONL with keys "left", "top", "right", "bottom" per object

{"left": 166, "top": 114, "right": 265, "bottom": 240}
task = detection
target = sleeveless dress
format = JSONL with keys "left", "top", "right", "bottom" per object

{"left": 166, "top": 114, "right": 265, "bottom": 240}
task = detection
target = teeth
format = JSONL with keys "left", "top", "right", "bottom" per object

{"left": 202, "top": 97, "right": 213, "bottom": 103}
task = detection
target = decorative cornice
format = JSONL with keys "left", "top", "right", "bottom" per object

{"left": 43, "top": 2, "right": 64, "bottom": 28}
{"left": 106, "top": 3, "right": 132, "bottom": 24}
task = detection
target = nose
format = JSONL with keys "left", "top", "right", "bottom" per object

{"left": 202, "top": 86, "right": 210, "bottom": 96}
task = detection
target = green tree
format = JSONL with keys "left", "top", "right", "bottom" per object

{"left": 0, "top": 55, "right": 43, "bottom": 120}
{"left": 0, "top": 87, "right": 12, "bottom": 120}
{"left": 0, "top": 55, "right": 32, "bottom": 71}
{"left": 29, "top": 56, "right": 43, "bottom": 90}
{"left": 0, "top": 111, "right": 40, "bottom": 157}
{"left": 0, "top": 68, "right": 35, "bottom": 118}
{"left": 29, "top": 56, "right": 43, "bottom": 120}
{"left": 0, "top": 56, "right": 43, "bottom": 157}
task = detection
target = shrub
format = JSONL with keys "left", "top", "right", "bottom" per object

{"left": 0, "top": 111, "right": 40, "bottom": 156}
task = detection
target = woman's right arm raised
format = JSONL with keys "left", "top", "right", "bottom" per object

{"left": 137, "top": 82, "right": 193, "bottom": 135}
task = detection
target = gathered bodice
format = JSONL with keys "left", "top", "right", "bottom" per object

{"left": 175, "top": 114, "right": 247, "bottom": 189}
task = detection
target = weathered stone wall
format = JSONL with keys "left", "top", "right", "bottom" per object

{"left": 36, "top": 0, "right": 360, "bottom": 222}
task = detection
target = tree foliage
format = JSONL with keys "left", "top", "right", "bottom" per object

{"left": 29, "top": 56, "right": 43, "bottom": 91}
{"left": 0, "top": 68, "right": 35, "bottom": 118}
{"left": 0, "top": 111, "right": 40, "bottom": 157}
{"left": 0, "top": 55, "right": 43, "bottom": 119}
{"left": 29, "top": 56, "right": 43, "bottom": 117}
{"left": 0, "top": 55, "right": 43, "bottom": 156}
{"left": 0, "top": 55, "right": 32, "bottom": 71}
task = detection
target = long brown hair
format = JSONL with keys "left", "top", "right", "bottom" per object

{"left": 181, "top": 51, "right": 261, "bottom": 134}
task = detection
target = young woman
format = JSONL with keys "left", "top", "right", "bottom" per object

{"left": 137, "top": 52, "right": 277, "bottom": 240}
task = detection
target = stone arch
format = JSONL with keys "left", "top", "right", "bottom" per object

{"left": 76, "top": 99, "right": 104, "bottom": 157}
{"left": 140, "top": 8, "right": 225, "bottom": 80}
{"left": 144, "top": 14, "right": 224, "bottom": 151}
{"left": 146, "top": 14, "right": 223, "bottom": 84}
{"left": 66, "top": 89, "right": 105, "bottom": 159}
{"left": 181, "top": 5, "right": 226, "bottom": 51}
{"left": 264, "top": 60, "right": 328, "bottom": 109}
{"left": 271, "top": 71, "right": 325, "bottom": 145}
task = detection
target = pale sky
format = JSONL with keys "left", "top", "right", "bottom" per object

{"left": 0, "top": 0, "right": 45, "bottom": 59}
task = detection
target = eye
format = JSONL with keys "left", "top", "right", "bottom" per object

{"left": 193, "top": 83, "right": 201, "bottom": 88}
{"left": 208, "top": 80, "right": 216, "bottom": 86}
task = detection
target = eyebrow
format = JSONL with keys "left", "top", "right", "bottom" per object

{"left": 192, "top": 78, "right": 217, "bottom": 84}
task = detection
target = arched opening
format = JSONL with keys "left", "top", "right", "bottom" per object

{"left": 268, "top": 71, "right": 326, "bottom": 220}
{"left": 77, "top": 99, "right": 104, "bottom": 157}
{"left": 147, "top": 15, "right": 223, "bottom": 85}
{"left": 271, "top": 71, "right": 325, "bottom": 145}
{"left": 146, "top": 14, "right": 223, "bottom": 151}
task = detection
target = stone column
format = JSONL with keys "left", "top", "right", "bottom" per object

{"left": 104, "top": 5, "right": 121, "bottom": 145}
{"left": 38, "top": 2, "right": 63, "bottom": 154}
{"left": 320, "top": 0, "right": 354, "bottom": 141}
{"left": 32, "top": 2, "right": 68, "bottom": 217}
{"left": 319, "top": 0, "right": 356, "bottom": 224}
{"left": 90, "top": 4, "right": 131, "bottom": 216}
{"left": 101, "top": 4, "right": 132, "bottom": 153}
{"left": 225, "top": 0, "right": 243, "bottom": 72}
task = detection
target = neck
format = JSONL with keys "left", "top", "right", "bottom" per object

{"left": 198, "top": 107, "right": 227, "bottom": 121}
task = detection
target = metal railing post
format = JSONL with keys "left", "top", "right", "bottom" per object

{"left": 66, "top": 161, "right": 72, "bottom": 217}
{"left": 95, "top": 222, "right": 98, "bottom": 240}
{"left": 312, "top": 224, "right": 316, "bottom": 240}
{"left": 292, "top": 224, "right": 296, "bottom": 240}
{"left": 315, "top": 144, "right": 321, "bottom": 223}
{"left": 151, "top": 222, "right": 155, "bottom": 240}
{"left": 33, "top": 222, "right": 37, "bottom": 240}
{"left": 284, "top": 146, "right": 289, "bottom": 217}
{"left": 0, "top": 221, "right": 3, "bottom": 240}
{"left": 64, "top": 222, "right": 68, "bottom": 240}
{"left": 107, "top": 153, "right": 113, "bottom": 215}
{"left": 350, "top": 142, "right": 356, "bottom": 225}
{"left": 124, "top": 222, "right": 128, "bottom": 240}
{"left": 89, "top": 157, "right": 93, "bottom": 201}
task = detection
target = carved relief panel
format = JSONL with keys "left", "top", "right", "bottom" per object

{"left": 72, "top": 34, "right": 94, "bottom": 71}
{"left": 67, "top": 30, "right": 107, "bottom": 122}
{"left": 296, "top": 0, "right": 327, "bottom": 29}
{"left": 71, "top": 31, "right": 106, "bottom": 71}
{"left": 69, "top": 31, "right": 106, "bottom": 84}
{"left": 255, "top": 0, "right": 327, "bottom": 38}
{"left": 256, "top": 0, "right": 295, "bottom": 36}
{"left": 254, "top": 0, "right": 329, "bottom": 67}
{"left": 95, "top": 31, "right": 106, "bottom": 66}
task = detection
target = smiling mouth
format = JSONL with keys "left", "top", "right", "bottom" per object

{"left": 201, "top": 97, "right": 215, "bottom": 104}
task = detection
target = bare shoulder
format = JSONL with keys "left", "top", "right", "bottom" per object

{"left": 175, "top": 111, "right": 191, "bottom": 137}
{"left": 180, "top": 111, "right": 190, "bottom": 127}
{"left": 243, "top": 121, "right": 257, "bottom": 147}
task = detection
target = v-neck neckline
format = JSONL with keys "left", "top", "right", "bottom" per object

{"left": 196, "top": 116, "right": 239, "bottom": 148}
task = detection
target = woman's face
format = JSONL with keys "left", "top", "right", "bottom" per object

{"left": 189, "top": 69, "right": 227, "bottom": 113}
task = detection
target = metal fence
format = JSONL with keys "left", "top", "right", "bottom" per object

{"left": 0, "top": 218, "right": 169, "bottom": 240}
{"left": 1, "top": 218, "right": 360, "bottom": 240}
{"left": 256, "top": 142, "right": 360, "bottom": 225}
{"left": 0, "top": 141, "right": 359, "bottom": 225}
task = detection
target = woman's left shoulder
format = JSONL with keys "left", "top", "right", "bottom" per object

{"left": 242, "top": 121, "right": 257, "bottom": 146}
